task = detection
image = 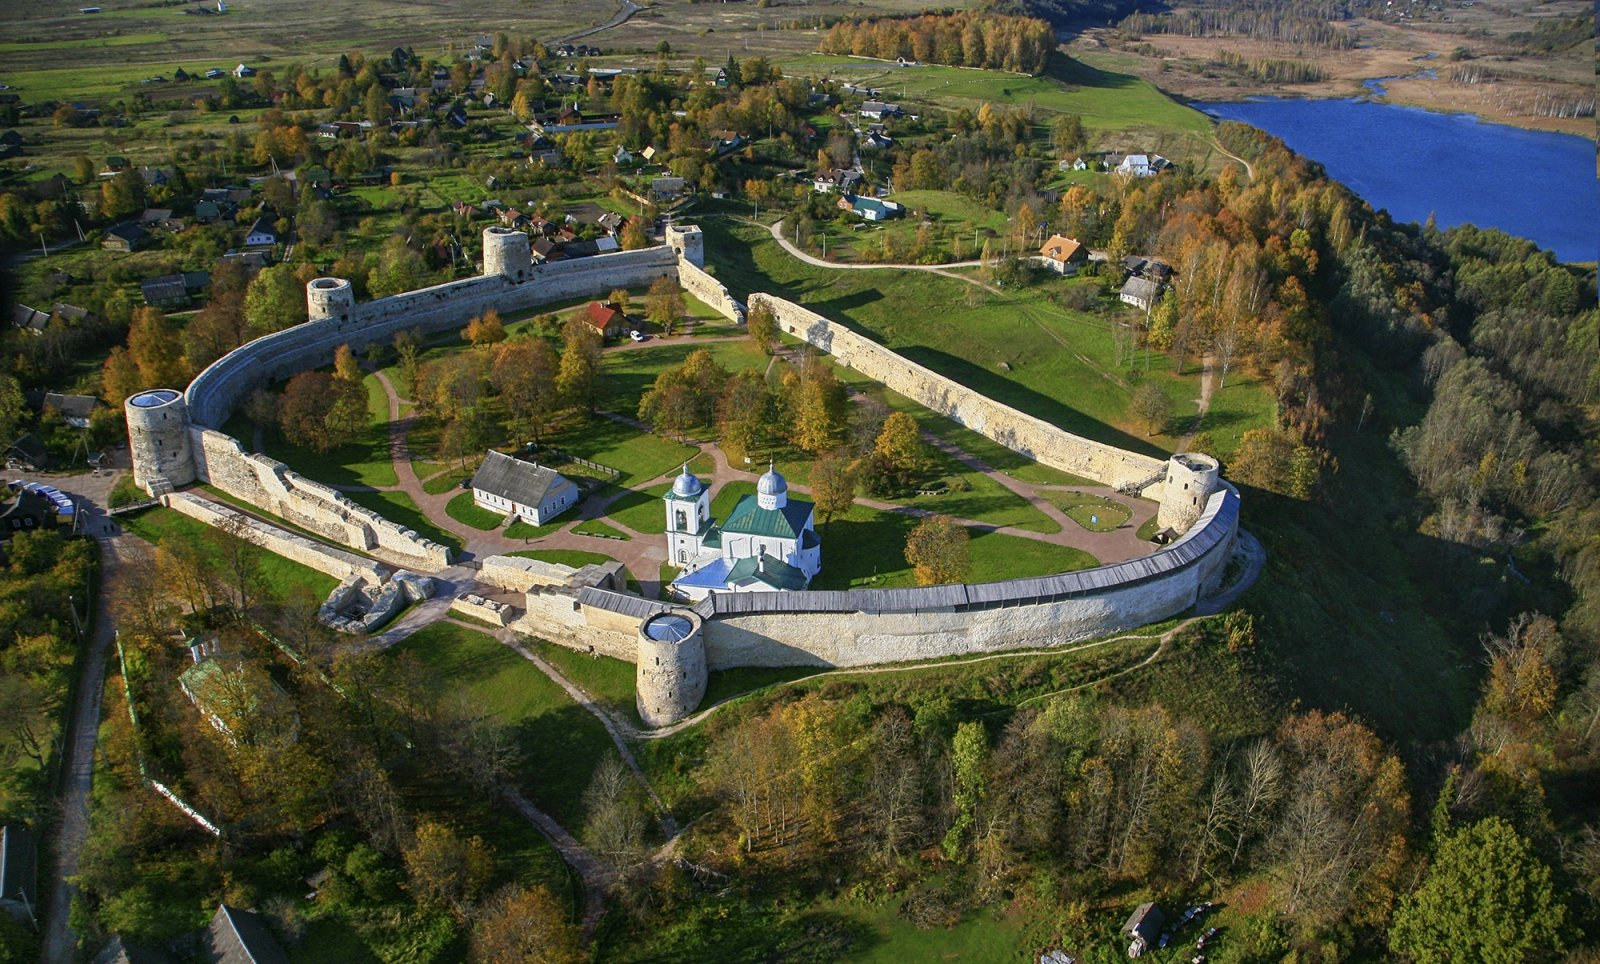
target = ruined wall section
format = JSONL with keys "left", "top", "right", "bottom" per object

{"left": 676, "top": 259, "right": 742, "bottom": 322}
{"left": 750, "top": 294, "right": 1168, "bottom": 490}
{"left": 164, "top": 492, "right": 389, "bottom": 584}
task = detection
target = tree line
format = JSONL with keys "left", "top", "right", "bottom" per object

{"left": 819, "top": 12, "right": 1058, "bottom": 75}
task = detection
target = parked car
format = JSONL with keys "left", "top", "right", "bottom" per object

{"left": 629, "top": 329, "right": 646, "bottom": 342}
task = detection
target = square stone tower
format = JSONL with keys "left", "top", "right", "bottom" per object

{"left": 665, "top": 224, "right": 704, "bottom": 267}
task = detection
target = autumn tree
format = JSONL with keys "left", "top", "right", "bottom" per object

{"left": 126, "top": 307, "right": 188, "bottom": 388}
{"left": 1390, "top": 818, "right": 1568, "bottom": 962}
{"left": 404, "top": 820, "right": 495, "bottom": 918}
{"left": 556, "top": 316, "right": 603, "bottom": 412}
{"left": 333, "top": 343, "right": 363, "bottom": 383}
{"left": 905, "top": 514, "right": 970, "bottom": 585}
{"left": 619, "top": 218, "right": 650, "bottom": 251}
{"left": 785, "top": 357, "right": 847, "bottom": 455}
{"left": 747, "top": 301, "right": 779, "bottom": 355}
{"left": 0, "top": 375, "right": 25, "bottom": 443}
{"left": 470, "top": 885, "right": 582, "bottom": 964}
{"left": 491, "top": 337, "right": 562, "bottom": 445}
{"left": 582, "top": 755, "right": 647, "bottom": 865}
{"left": 464, "top": 308, "right": 507, "bottom": 348}
{"left": 278, "top": 370, "right": 367, "bottom": 453}
{"left": 646, "top": 275, "right": 685, "bottom": 335}
{"left": 810, "top": 452, "right": 857, "bottom": 527}
{"left": 873, "top": 412, "right": 927, "bottom": 487}
{"left": 715, "top": 369, "right": 770, "bottom": 463}
{"left": 1128, "top": 382, "right": 1172, "bottom": 436}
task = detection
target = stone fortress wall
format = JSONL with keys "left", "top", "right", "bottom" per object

{"left": 749, "top": 294, "right": 1170, "bottom": 492}
{"left": 130, "top": 224, "right": 1243, "bottom": 726}
{"left": 161, "top": 230, "right": 693, "bottom": 566}
{"left": 164, "top": 491, "right": 389, "bottom": 584}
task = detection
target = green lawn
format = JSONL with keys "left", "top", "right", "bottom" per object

{"left": 542, "top": 417, "right": 697, "bottom": 488}
{"left": 572, "top": 518, "right": 629, "bottom": 541}
{"left": 445, "top": 491, "right": 504, "bottom": 531}
{"left": 968, "top": 531, "right": 1098, "bottom": 583}
{"left": 1040, "top": 490, "right": 1134, "bottom": 532}
{"left": 811, "top": 504, "right": 1096, "bottom": 590}
{"left": 505, "top": 517, "right": 569, "bottom": 540}
{"left": 508, "top": 549, "right": 619, "bottom": 570}
{"left": 340, "top": 489, "right": 462, "bottom": 553}
{"left": 883, "top": 190, "right": 1011, "bottom": 232}
{"left": 603, "top": 483, "right": 672, "bottom": 535}
{"left": 120, "top": 507, "right": 339, "bottom": 601}
{"left": 1136, "top": 515, "right": 1162, "bottom": 541}
{"left": 388, "top": 623, "right": 616, "bottom": 829}
{"left": 421, "top": 471, "right": 466, "bottom": 495}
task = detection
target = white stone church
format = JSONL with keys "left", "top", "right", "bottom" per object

{"left": 665, "top": 463, "right": 822, "bottom": 600}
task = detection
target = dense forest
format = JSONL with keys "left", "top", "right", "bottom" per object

{"left": 818, "top": 12, "right": 1058, "bottom": 75}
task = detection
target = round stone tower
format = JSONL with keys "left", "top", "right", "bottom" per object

{"left": 306, "top": 277, "right": 355, "bottom": 323}
{"left": 1157, "top": 452, "right": 1221, "bottom": 533}
{"left": 125, "top": 389, "right": 195, "bottom": 495}
{"left": 636, "top": 609, "right": 707, "bottom": 728}
{"left": 482, "top": 225, "right": 532, "bottom": 282}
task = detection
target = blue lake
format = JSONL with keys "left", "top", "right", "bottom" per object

{"left": 1198, "top": 98, "right": 1599, "bottom": 263}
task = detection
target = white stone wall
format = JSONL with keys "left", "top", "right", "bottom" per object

{"left": 678, "top": 259, "right": 743, "bottom": 322}
{"left": 190, "top": 428, "right": 452, "bottom": 569}
{"left": 479, "top": 554, "right": 580, "bottom": 593}
{"left": 510, "top": 591, "right": 642, "bottom": 662}
{"left": 163, "top": 492, "right": 389, "bottom": 584}
{"left": 750, "top": 294, "right": 1169, "bottom": 490}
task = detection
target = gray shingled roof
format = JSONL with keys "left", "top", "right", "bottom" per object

{"left": 469, "top": 450, "right": 573, "bottom": 508}
{"left": 205, "top": 905, "right": 289, "bottom": 964}
{"left": 0, "top": 824, "right": 35, "bottom": 910}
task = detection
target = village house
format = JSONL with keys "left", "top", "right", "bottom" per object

{"left": 9, "top": 304, "right": 49, "bottom": 336}
{"left": 859, "top": 100, "right": 902, "bottom": 121}
{"left": 43, "top": 393, "right": 100, "bottom": 429}
{"left": 3, "top": 435, "right": 48, "bottom": 473}
{"left": 203, "top": 905, "right": 289, "bottom": 964}
{"left": 242, "top": 217, "right": 276, "bottom": 247}
{"left": 651, "top": 176, "right": 687, "bottom": 200}
{"left": 0, "top": 481, "right": 67, "bottom": 541}
{"left": 1115, "top": 153, "right": 1171, "bottom": 178}
{"left": 469, "top": 450, "right": 579, "bottom": 525}
{"left": 141, "top": 271, "right": 210, "bottom": 308}
{"left": 1039, "top": 234, "right": 1088, "bottom": 275}
{"left": 579, "top": 300, "right": 630, "bottom": 339}
{"left": 1120, "top": 276, "right": 1163, "bottom": 312}
{"left": 0, "top": 825, "right": 36, "bottom": 924}
{"left": 233, "top": 63, "right": 255, "bottom": 78}
{"left": 596, "top": 211, "right": 625, "bottom": 235}
{"left": 101, "top": 222, "right": 150, "bottom": 253}
{"left": 813, "top": 168, "right": 862, "bottom": 194}
{"left": 612, "top": 145, "right": 634, "bottom": 166}
{"left": 840, "top": 195, "right": 902, "bottom": 222}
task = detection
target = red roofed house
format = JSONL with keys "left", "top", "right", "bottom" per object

{"left": 581, "top": 301, "right": 628, "bottom": 340}
{"left": 1039, "top": 234, "right": 1087, "bottom": 275}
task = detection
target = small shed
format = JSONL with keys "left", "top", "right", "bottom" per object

{"left": 1123, "top": 902, "right": 1164, "bottom": 958}
{"left": 3, "top": 435, "right": 48, "bottom": 472}
{"left": 469, "top": 450, "right": 579, "bottom": 526}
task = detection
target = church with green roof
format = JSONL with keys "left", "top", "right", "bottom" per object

{"left": 664, "top": 463, "right": 822, "bottom": 601}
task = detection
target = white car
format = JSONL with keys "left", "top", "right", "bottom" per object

{"left": 628, "top": 330, "right": 646, "bottom": 342}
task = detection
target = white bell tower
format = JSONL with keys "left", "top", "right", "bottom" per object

{"left": 664, "top": 464, "right": 710, "bottom": 570}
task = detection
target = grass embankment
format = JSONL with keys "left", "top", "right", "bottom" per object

{"left": 388, "top": 622, "right": 614, "bottom": 829}
{"left": 701, "top": 220, "right": 1275, "bottom": 460}
{"left": 120, "top": 507, "right": 339, "bottom": 600}
{"left": 341, "top": 489, "right": 462, "bottom": 553}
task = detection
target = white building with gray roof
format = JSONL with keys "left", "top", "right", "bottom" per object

{"left": 469, "top": 450, "right": 580, "bottom": 526}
